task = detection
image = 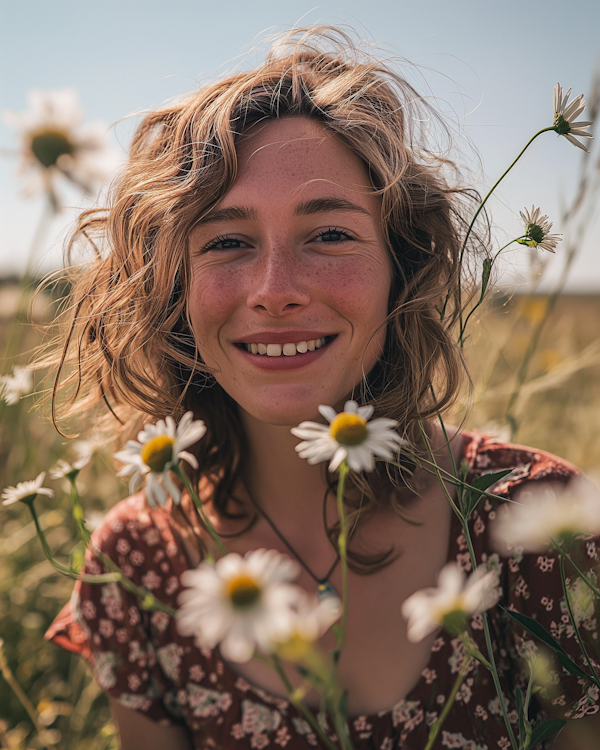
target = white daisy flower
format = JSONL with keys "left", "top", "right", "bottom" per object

{"left": 49, "top": 456, "right": 90, "bottom": 480}
{"left": 492, "top": 477, "right": 600, "bottom": 554}
{"left": 2, "top": 472, "right": 54, "bottom": 507}
{"left": 401, "top": 563, "right": 500, "bottom": 643}
{"left": 291, "top": 400, "right": 407, "bottom": 472}
{"left": 177, "top": 549, "right": 302, "bottom": 663}
{"left": 113, "top": 411, "right": 206, "bottom": 507}
{"left": 553, "top": 83, "right": 593, "bottom": 152}
{"left": 517, "top": 206, "right": 562, "bottom": 254}
{"left": 274, "top": 591, "right": 341, "bottom": 666}
{"left": 0, "top": 366, "right": 33, "bottom": 405}
{"left": 3, "top": 88, "right": 117, "bottom": 206}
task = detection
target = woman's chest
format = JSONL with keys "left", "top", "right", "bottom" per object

{"left": 223, "top": 505, "right": 456, "bottom": 715}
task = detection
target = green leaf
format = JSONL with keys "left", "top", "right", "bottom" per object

{"left": 479, "top": 257, "right": 493, "bottom": 302}
{"left": 524, "top": 719, "right": 566, "bottom": 749}
{"left": 503, "top": 608, "right": 592, "bottom": 681}
{"left": 462, "top": 469, "right": 513, "bottom": 517}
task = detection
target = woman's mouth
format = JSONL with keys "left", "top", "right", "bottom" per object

{"left": 239, "top": 336, "right": 331, "bottom": 357}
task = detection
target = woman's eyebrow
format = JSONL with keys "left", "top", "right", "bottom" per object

{"left": 293, "top": 197, "right": 371, "bottom": 217}
{"left": 197, "top": 197, "right": 370, "bottom": 226}
{"left": 198, "top": 206, "right": 259, "bottom": 225}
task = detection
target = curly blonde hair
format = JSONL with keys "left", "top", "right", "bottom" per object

{"left": 39, "top": 26, "right": 485, "bottom": 567}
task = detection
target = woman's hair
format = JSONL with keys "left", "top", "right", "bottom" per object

{"left": 38, "top": 26, "right": 487, "bottom": 570}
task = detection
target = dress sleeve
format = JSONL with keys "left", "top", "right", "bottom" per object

{"left": 45, "top": 494, "right": 189, "bottom": 725}
{"left": 506, "top": 533, "right": 600, "bottom": 721}
{"left": 465, "top": 433, "right": 600, "bottom": 722}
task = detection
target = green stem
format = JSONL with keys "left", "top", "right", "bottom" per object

{"left": 172, "top": 463, "right": 227, "bottom": 555}
{"left": 459, "top": 238, "right": 524, "bottom": 341}
{"left": 451, "top": 126, "right": 554, "bottom": 334}
{"left": 553, "top": 542, "right": 600, "bottom": 599}
{"left": 270, "top": 655, "right": 340, "bottom": 750}
{"left": 462, "top": 528, "right": 518, "bottom": 750}
{"left": 424, "top": 657, "right": 472, "bottom": 750}
{"left": 334, "top": 461, "right": 350, "bottom": 660}
{"left": 417, "top": 421, "right": 463, "bottom": 520}
{"left": 559, "top": 555, "right": 600, "bottom": 688}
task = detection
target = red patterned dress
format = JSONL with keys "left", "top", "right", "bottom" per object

{"left": 46, "top": 433, "right": 600, "bottom": 749}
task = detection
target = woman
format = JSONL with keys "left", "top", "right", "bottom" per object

{"left": 45, "top": 27, "right": 599, "bottom": 749}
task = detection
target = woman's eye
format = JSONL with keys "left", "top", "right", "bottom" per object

{"left": 314, "top": 228, "right": 354, "bottom": 243}
{"left": 203, "top": 236, "right": 246, "bottom": 252}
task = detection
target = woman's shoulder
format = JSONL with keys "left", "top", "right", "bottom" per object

{"left": 461, "top": 430, "right": 580, "bottom": 496}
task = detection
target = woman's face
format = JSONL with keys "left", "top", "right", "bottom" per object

{"left": 188, "top": 117, "right": 392, "bottom": 426}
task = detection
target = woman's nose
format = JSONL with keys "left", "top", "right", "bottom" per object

{"left": 246, "top": 245, "right": 310, "bottom": 316}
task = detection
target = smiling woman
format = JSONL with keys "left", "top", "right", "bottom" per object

{"left": 37, "top": 24, "right": 600, "bottom": 750}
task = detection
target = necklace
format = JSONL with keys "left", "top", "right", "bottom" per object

{"left": 245, "top": 485, "right": 340, "bottom": 604}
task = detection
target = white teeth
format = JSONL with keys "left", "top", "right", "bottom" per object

{"left": 244, "top": 337, "right": 329, "bottom": 356}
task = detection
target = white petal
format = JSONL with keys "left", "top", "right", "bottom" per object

{"left": 317, "top": 405, "right": 337, "bottom": 423}
{"left": 328, "top": 446, "right": 348, "bottom": 472}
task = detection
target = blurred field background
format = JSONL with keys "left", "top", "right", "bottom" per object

{"left": 2, "top": 2, "right": 600, "bottom": 749}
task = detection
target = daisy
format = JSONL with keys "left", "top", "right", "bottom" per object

{"left": 517, "top": 206, "right": 562, "bottom": 254}
{"left": 291, "top": 400, "right": 407, "bottom": 473}
{"left": 113, "top": 411, "right": 206, "bottom": 507}
{"left": 177, "top": 549, "right": 303, "bottom": 663}
{"left": 0, "top": 366, "right": 33, "bottom": 405}
{"left": 2, "top": 472, "right": 54, "bottom": 507}
{"left": 492, "top": 477, "right": 600, "bottom": 554}
{"left": 553, "top": 83, "right": 593, "bottom": 152}
{"left": 3, "top": 88, "right": 117, "bottom": 205}
{"left": 401, "top": 563, "right": 500, "bottom": 643}
{"left": 274, "top": 591, "right": 340, "bottom": 666}
{"left": 49, "top": 456, "right": 90, "bottom": 481}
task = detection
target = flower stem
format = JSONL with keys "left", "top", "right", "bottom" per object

{"left": 424, "top": 406, "right": 517, "bottom": 750}
{"left": 553, "top": 541, "right": 600, "bottom": 598}
{"left": 0, "top": 639, "right": 52, "bottom": 747}
{"left": 334, "top": 461, "right": 350, "bottom": 661}
{"left": 462, "top": 528, "right": 518, "bottom": 750}
{"left": 417, "top": 421, "right": 463, "bottom": 520}
{"left": 172, "top": 463, "right": 227, "bottom": 555}
{"left": 459, "top": 238, "right": 524, "bottom": 342}
{"left": 424, "top": 657, "right": 472, "bottom": 750}
{"left": 558, "top": 555, "right": 600, "bottom": 688}
{"left": 447, "top": 126, "right": 554, "bottom": 333}
{"left": 270, "top": 655, "right": 340, "bottom": 750}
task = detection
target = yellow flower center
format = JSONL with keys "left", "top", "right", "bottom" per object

{"left": 329, "top": 413, "right": 368, "bottom": 446}
{"left": 226, "top": 575, "right": 261, "bottom": 608}
{"left": 276, "top": 633, "right": 313, "bottom": 663}
{"left": 140, "top": 435, "right": 174, "bottom": 472}
{"left": 30, "top": 129, "right": 74, "bottom": 168}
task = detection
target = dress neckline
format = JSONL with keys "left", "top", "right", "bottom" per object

{"left": 209, "top": 432, "right": 472, "bottom": 720}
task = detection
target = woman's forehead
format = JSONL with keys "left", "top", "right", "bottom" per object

{"left": 225, "top": 117, "right": 377, "bottom": 210}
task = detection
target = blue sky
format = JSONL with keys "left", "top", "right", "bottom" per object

{"left": 1, "top": 0, "right": 600, "bottom": 290}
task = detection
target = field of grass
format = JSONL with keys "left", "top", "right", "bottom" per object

{"left": 0, "top": 285, "right": 599, "bottom": 749}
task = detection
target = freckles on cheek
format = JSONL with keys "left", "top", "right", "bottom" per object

{"left": 189, "top": 268, "right": 243, "bottom": 339}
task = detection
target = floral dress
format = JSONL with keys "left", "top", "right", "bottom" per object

{"left": 46, "top": 433, "right": 600, "bottom": 749}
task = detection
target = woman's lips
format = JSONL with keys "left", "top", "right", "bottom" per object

{"left": 232, "top": 335, "right": 336, "bottom": 370}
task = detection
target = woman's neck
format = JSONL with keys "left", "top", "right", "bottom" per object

{"left": 238, "top": 407, "right": 330, "bottom": 528}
